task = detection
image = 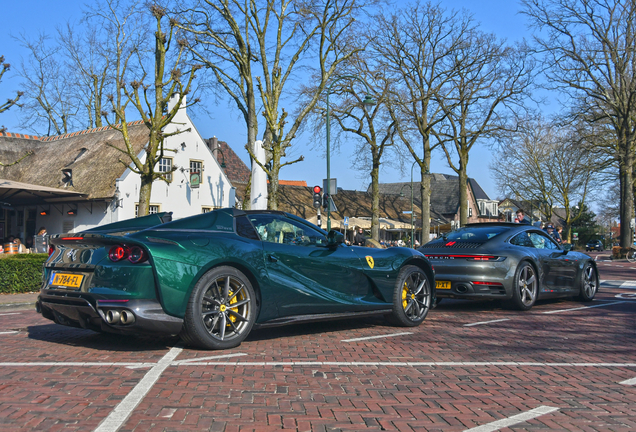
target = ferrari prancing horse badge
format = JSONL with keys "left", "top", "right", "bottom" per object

{"left": 365, "top": 256, "right": 374, "bottom": 269}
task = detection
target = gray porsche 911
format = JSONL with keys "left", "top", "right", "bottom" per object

{"left": 417, "top": 223, "right": 598, "bottom": 310}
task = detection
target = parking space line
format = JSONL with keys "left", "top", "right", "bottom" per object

{"left": 464, "top": 319, "right": 510, "bottom": 327}
{"left": 620, "top": 377, "right": 636, "bottom": 386}
{"left": 542, "top": 301, "right": 627, "bottom": 314}
{"left": 0, "top": 362, "right": 157, "bottom": 367}
{"left": 179, "top": 360, "right": 636, "bottom": 368}
{"left": 341, "top": 332, "right": 412, "bottom": 342}
{"left": 94, "top": 347, "right": 182, "bottom": 432}
{"left": 0, "top": 331, "right": 19, "bottom": 335}
{"left": 463, "top": 405, "right": 559, "bottom": 432}
{"left": 174, "top": 352, "right": 246, "bottom": 364}
{"left": 0, "top": 313, "right": 21, "bottom": 316}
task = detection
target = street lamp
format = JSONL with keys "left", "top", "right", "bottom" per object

{"left": 326, "top": 75, "right": 375, "bottom": 232}
{"left": 398, "top": 160, "right": 421, "bottom": 248}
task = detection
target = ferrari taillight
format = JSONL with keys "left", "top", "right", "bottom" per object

{"left": 108, "top": 245, "right": 130, "bottom": 262}
{"left": 127, "top": 246, "right": 147, "bottom": 264}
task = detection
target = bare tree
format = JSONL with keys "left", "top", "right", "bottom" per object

{"left": 14, "top": 33, "right": 79, "bottom": 135}
{"left": 178, "top": 0, "right": 368, "bottom": 209}
{"left": 0, "top": 56, "right": 23, "bottom": 116}
{"left": 319, "top": 58, "right": 396, "bottom": 241}
{"left": 434, "top": 32, "right": 535, "bottom": 226}
{"left": 374, "top": 2, "right": 471, "bottom": 242}
{"left": 105, "top": 4, "right": 200, "bottom": 216}
{"left": 522, "top": 0, "right": 636, "bottom": 249}
{"left": 492, "top": 117, "right": 604, "bottom": 240}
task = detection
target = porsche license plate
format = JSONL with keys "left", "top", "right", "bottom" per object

{"left": 436, "top": 280, "right": 451, "bottom": 290}
{"left": 50, "top": 272, "right": 84, "bottom": 289}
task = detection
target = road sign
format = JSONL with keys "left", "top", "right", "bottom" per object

{"left": 344, "top": 216, "right": 349, "bottom": 226}
{"left": 402, "top": 211, "right": 412, "bottom": 214}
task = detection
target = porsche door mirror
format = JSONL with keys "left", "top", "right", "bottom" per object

{"left": 326, "top": 230, "right": 344, "bottom": 248}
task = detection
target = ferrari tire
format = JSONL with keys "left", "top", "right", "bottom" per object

{"left": 388, "top": 265, "right": 432, "bottom": 327}
{"left": 577, "top": 262, "right": 598, "bottom": 302}
{"left": 180, "top": 266, "right": 258, "bottom": 350}
{"left": 507, "top": 261, "right": 538, "bottom": 311}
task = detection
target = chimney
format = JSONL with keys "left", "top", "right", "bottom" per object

{"left": 208, "top": 136, "right": 220, "bottom": 160}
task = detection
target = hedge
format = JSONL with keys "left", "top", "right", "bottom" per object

{"left": 0, "top": 254, "right": 48, "bottom": 294}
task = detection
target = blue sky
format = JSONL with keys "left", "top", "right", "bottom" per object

{"left": 0, "top": 0, "right": 541, "bottom": 200}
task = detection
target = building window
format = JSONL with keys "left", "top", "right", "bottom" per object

{"left": 469, "top": 207, "right": 473, "bottom": 217}
{"left": 190, "top": 160, "right": 203, "bottom": 174}
{"left": 202, "top": 207, "right": 212, "bottom": 213}
{"left": 135, "top": 204, "right": 161, "bottom": 217}
{"left": 158, "top": 158, "right": 173, "bottom": 182}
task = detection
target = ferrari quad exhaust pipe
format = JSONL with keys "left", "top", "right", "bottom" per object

{"left": 106, "top": 309, "right": 121, "bottom": 324}
{"left": 120, "top": 309, "right": 136, "bottom": 325}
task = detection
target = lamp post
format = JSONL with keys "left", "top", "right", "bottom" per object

{"left": 326, "top": 75, "right": 375, "bottom": 232}
{"left": 398, "top": 160, "right": 421, "bottom": 248}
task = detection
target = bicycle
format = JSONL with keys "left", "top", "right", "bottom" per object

{"left": 627, "top": 247, "right": 636, "bottom": 263}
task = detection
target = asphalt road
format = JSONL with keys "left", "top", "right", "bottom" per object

{"left": 1, "top": 269, "right": 635, "bottom": 431}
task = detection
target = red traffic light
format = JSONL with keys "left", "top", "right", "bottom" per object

{"left": 313, "top": 185, "right": 322, "bottom": 194}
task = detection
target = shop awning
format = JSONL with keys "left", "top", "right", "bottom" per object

{"left": 0, "top": 179, "right": 88, "bottom": 207}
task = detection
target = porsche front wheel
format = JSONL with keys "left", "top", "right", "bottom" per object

{"left": 389, "top": 265, "right": 432, "bottom": 327}
{"left": 181, "top": 266, "right": 258, "bottom": 350}
{"left": 577, "top": 262, "right": 598, "bottom": 302}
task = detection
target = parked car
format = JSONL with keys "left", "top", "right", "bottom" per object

{"left": 37, "top": 209, "right": 435, "bottom": 350}
{"left": 586, "top": 239, "right": 604, "bottom": 252}
{"left": 418, "top": 223, "right": 599, "bottom": 310}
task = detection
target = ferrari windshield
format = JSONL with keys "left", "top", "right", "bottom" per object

{"left": 441, "top": 226, "right": 510, "bottom": 243}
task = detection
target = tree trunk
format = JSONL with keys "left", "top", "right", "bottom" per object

{"left": 619, "top": 139, "right": 634, "bottom": 248}
{"left": 137, "top": 174, "right": 153, "bottom": 217}
{"left": 420, "top": 167, "right": 431, "bottom": 244}
{"left": 370, "top": 157, "right": 380, "bottom": 241}
{"left": 458, "top": 150, "right": 468, "bottom": 226}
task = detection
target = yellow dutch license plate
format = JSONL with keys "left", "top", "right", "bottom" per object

{"left": 436, "top": 280, "right": 451, "bottom": 290}
{"left": 51, "top": 273, "right": 84, "bottom": 289}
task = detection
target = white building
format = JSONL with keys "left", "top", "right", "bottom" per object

{"left": 0, "top": 95, "right": 234, "bottom": 241}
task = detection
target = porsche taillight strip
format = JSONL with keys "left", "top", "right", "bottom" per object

{"left": 472, "top": 281, "right": 504, "bottom": 286}
{"left": 424, "top": 254, "right": 501, "bottom": 261}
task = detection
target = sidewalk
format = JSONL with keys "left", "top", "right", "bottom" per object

{"left": 0, "top": 292, "right": 39, "bottom": 311}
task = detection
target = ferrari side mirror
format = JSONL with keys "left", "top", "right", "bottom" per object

{"left": 326, "top": 230, "right": 344, "bottom": 248}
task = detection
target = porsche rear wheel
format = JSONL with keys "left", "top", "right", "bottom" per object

{"left": 389, "top": 265, "right": 431, "bottom": 327}
{"left": 181, "top": 266, "right": 258, "bottom": 350}
{"left": 577, "top": 262, "right": 598, "bottom": 302}
{"left": 508, "top": 261, "right": 538, "bottom": 311}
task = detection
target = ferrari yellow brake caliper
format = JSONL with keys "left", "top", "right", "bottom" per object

{"left": 228, "top": 289, "right": 239, "bottom": 324}
{"left": 402, "top": 282, "right": 408, "bottom": 309}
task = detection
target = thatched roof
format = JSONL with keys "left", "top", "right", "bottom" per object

{"left": 0, "top": 122, "right": 148, "bottom": 199}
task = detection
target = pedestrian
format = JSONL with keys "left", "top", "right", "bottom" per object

{"left": 353, "top": 227, "right": 366, "bottom": 246}
{"left": 514, "top": 209, "right": 531, "bottom": 224}
{"left": 545, "top": 224, "right": 560, "bottom": 243}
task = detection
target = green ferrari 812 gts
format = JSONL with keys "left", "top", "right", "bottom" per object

{"left": 37, "top": 209, "right": 435, "bottom": 349}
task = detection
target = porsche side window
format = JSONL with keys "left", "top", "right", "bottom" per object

{"left": 510, "top": 232, "right": 534, "bottom": 247}
{"left": 529, "top": 232, "right": 555, "bottom": 249}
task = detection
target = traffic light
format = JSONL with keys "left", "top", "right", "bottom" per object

{"left": 312, "top": 185, "right": 322, "bottom": 208}
{"left": 322, "top": 193, "right": 329, "bottom": 210}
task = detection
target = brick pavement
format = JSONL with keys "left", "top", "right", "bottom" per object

{"left": 0, "top": 286, "right": 635, "bottom": 431}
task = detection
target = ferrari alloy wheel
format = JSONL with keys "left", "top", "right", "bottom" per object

{"left": 389, "top": 265, "right": 431, "bottom": 327}
{"left": 577, "top": 262, "right": 598, "bottom": 302}
{"left": 509, "top": 262, "right": 538, "bottom": 311}
{"left": 181, "top": 266, "right": 258, "bottom": 350}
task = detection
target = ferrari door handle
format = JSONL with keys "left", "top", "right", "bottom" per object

{"left": 268, "top": 255, "right": 278, "bottom": 262}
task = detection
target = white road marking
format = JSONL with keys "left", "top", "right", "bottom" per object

{"left": 0, "top": 331, "right": 19, "bottom": 335}
{"left": 542, "top": 301, "right": 627, "bottom": 314}
{"left": 0, "top": 313, "right": 21, "bottom": 316}
{"left": 620, "top": 377, "right": 636, "bottom": 386}
{"left": 174, "top": 352, "right": 247, "bottom": 364}
{"left": 0, "top": 362, "right": 157, "bottom": 367}
{"left": 93, "top": 347, "right": 182, "bottom": 432}
{"left": 341, "top": 332, "right": 413, "bottom": 342}
{"left": 463, "top": 405, "right": 559, "bottom": 432}
{"left": 176, "top": 361, "right": 636, "bottom": 368}
{"left": 621, "top": 281, "right": 636, "bottom": 289}
{"left": 464, "top": 319, "right": 510, "bottom": 327}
